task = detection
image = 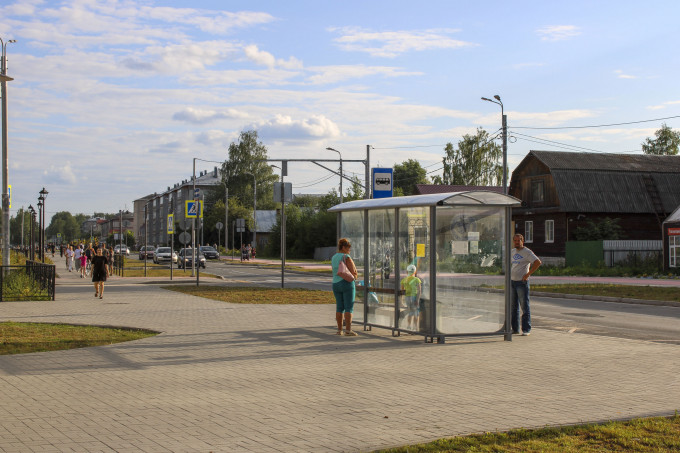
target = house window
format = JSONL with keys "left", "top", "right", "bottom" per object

{"left": 525, "top": 221, "right": 533, "bottom": 243}
{"left": 545, "top": 220, "right": 554, "bottom": 243}
{"left": 670, "top": 236, "right": 680, "bottom": 268}
{"left": 531, "top": 180, "right": 545, "bottom": 203}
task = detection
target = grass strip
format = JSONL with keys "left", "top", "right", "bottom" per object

{"left": 0, "top": 322, "right": 157, "bottom": 355}
{"left": 531, "top": 284, "right": 680, "bottom": 302}
{"left": 164, "top": 285, "right": 335, "bottom": 304}
{"left": 375, "top": 414, "right": 680, "bottom": 452}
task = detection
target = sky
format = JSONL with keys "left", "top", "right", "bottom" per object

{"left": 1, "top": 0, "right": 680, "bottom": 223}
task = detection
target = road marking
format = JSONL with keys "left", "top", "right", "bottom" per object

{"left": 467, "top": 315, "right": 482, "bottom": 321}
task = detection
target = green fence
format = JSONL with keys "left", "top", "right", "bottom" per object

{"left": 565, "top": 241, "right": 604, "bottom": 267}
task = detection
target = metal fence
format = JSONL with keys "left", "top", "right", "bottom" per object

{"left": 602, "top": 240, "right": 662, "bottom": 268}
{"left": 0, "top": 260, "right": 56, "bottom": 301}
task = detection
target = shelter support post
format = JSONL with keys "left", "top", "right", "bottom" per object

{"left": 504, "top": 205, "right": 513, "bottom": 341}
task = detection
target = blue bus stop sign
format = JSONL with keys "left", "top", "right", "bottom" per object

{"left": 372, "top": 168, "right": 393, "bottom": 199}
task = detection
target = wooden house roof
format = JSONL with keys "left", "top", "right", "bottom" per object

{"left": 512, "top": 151, "right": 680, "bottom": 214}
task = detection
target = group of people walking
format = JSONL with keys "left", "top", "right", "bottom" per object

{"left": 63, "top": 243, "right": 113, "bottom": 299}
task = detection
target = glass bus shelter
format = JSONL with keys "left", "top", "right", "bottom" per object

{"left": 328, "top": 191, "right": 521, "bottom": 343}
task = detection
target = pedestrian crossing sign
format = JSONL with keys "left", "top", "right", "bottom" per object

{"left": 185, "top": 200, "right": 203, "bottom": 218}
{"left": 167, "top": 214, "right": 174, "bottom": 234}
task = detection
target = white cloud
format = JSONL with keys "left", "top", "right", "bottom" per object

{"left": 509, "top": 109, "right": 598, "bottom": 126}
{"left": 330, "top": 27, "right": 476, "bottom": 58}
{"left": 243, "top": 44, "right": 303, "bottom": 69}
{"left": 646, "top": 100, "right": 680, "bottom": 110}
{"left": 306, "top": 65, "right": 422, "bottom": 84}
{"left": 43, "top": 162, "right": 77, "bottom": 185}
{"left": 536, "top": 25, "right": 581, "bottom": 41}
{"left": 249, "top": 114, "right": 341, "bottom": 140}
{"left": 173, "top": 107, "right": 250, "bottom": 124}
{"left": 614, "top": 69, "right": 637, "bottom": 79}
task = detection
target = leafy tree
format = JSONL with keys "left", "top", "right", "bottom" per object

{"left": 441, "top": 128, "right": 503, "bottom": 185}
{"left": 574, "top": 217, "right": 624, "bottom": 241}
{"left": 10, "top": 208, "right": 34, "bottom": 247}
{"left": 46, "top": 211, "right": 82, "bottom": 242}
{"left": 641, "top": 123, "right": 680, "bottom": 155}
{"left": 201, "top": 196, "right": 251, "bottom": 249}
{"left": 393, "top": 159, "right": 429, "bottom": 196}
{"left": 219, "top": 130, "right": 279, "bottom": 210}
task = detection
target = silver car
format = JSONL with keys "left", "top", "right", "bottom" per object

{"left": 153, "top": 247, "right": 177, "bottom": 264}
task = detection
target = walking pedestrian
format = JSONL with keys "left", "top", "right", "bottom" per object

{"left": 91, "top": 247, "right": 109, "bottom": 299}
{"left": 66, "top": 245, "right": 74, "bottom": 272}
{"left": 510, "top": 233, "right": 542, "bottom": 336}
{"left": 331, "top": 238, "right": 358, "bottom": 336}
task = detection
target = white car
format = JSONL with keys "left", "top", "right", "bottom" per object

{"left": 153, "top": 247, "right": 177, "bottom": 264}
{"left": 114, "top": 245, "right": 130, "bottom": 256}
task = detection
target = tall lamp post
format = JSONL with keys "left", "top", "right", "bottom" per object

{"left": 39, "top": 187, "right": 48, "bottom": 262}
{"left": 222, "top": 179, "right": 228, "bottom": 255}
{"left": 325, "top": 147, "right": 343, "bottom": 203}
{"left": 481, "top": 95, "right": 508, "bottom": 194}
{"left": 37, "top": 198, "right": 43, "bottom": 262}
{"left": 244, "top": 171, "right": 257, "bottom": 249}
{"left": 1, "top": 37, "right": 16, "bottom": 267}
{"left": 28, "top": 205, "right": 35, "bottom": 261}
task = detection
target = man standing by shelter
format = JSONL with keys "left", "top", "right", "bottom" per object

{"left": 510, "top": 233, "right": 541, "bottom": 336}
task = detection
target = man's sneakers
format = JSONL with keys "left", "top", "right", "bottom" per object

{"left": 521, "top": 331, "right": 531, "bottom": 336}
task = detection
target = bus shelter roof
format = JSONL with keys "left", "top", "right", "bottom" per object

{"left": 327, "top": 191, "right": 521, "bottom": 212}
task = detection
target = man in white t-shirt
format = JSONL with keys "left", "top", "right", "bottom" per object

{"left": 510, "top": 233, "right": 542, "bottom": 336}
{"left": 74, "top": 246, "right": 82, "bottom": 272}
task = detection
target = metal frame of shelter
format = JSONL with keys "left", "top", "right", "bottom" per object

{"left": 328, "top": 191, "right": 521, "bottom": 343}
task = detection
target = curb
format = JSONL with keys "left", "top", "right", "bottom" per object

{"left": 532, "top": 291, "right": 680, "bottom": 308}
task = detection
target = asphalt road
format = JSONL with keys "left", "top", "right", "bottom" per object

{"left": 199, "top": 260, "right": 680, "bottom": 346}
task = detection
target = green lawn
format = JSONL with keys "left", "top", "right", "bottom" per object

{"left": 375, "top": 415, "right": 680, "bottom": 452}
{"left": 0, "top": 322, "right": 157, "bottom": 355}
{"left": 164, "top": 285, "right": 335, "bottom": 304}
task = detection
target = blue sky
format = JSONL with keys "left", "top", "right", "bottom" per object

{"left": 2, "top": 0, "right": 679, "bottom": 221}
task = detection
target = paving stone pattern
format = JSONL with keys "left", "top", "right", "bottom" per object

{"left": 0, "top": 270, "right": 678, "bottom": 452}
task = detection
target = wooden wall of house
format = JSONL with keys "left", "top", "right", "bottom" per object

{"left": 508, "top": 157, "right": 559, "bottom": 209}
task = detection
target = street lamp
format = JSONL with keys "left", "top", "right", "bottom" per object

{"left": 37, "top": 198, "right": 43, "bottom": 262}
{"left": 1, "top": 37, "right": 16, "bottom": 267}
{"left": 39, "top": 187, "right": 48, "bottom": 262}
{"left": 243, "top": 171, "right": 257, "bottom": 250}
{"left": 28, "top": 205, "right": 35, "bottom": 261}
{"left": 481, "top": 95, "right": 508, "bottom": 194}
{"left": 326, "top": 147, "right": 343, "bottom": 203}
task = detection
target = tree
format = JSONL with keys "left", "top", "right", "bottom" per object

{"left": 441, "top": 128, "right": 503, "bottom": 186}
{"left": 641, "top": 123, "right": 680, "bottom": 155}
{"left": 393, "top": 159, "right": 429, "bottom": 196}
{"left": 219, "top": 130, "right": 279, "bottom": 210}
{"left": 574, "top": 217, "right": 624, "bottom": 241}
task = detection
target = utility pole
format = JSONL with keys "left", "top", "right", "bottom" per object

{"left": 1, "top": 38, "right": 16, "bottom": 267}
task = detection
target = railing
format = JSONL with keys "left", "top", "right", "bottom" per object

{"left": 0, "top": 261, "right": 56, "bottom": 301}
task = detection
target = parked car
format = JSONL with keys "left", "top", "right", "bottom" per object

{"left": 199, "top": 246, "right": 220, "bottom": 260}
{"left": 114, "top": 245, "right": 130, "bottom": 256}
{"left": 153, "top": 247, "right": 177, "bottom": 264}
{"left": 138, "top": 246, "right": 155, "bottom": 260}
{"left": 177, "top": 248, "right": 206, "bottom": 269}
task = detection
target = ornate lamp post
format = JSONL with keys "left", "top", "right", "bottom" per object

{"left": 28, "top": 205, "right": 35, "bottom": 261}
{"left": 39, "top": 187, "right": 48, "bottom": 262}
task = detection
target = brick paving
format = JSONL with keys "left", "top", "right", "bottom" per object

{"left": 0, "top": 269, "right": 678, "bottom": 452}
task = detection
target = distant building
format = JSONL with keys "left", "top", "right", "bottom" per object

{"left": 662, "top": 205, "right": 680, "bottom": 271}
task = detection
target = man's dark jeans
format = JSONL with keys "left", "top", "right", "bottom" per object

{"left": 511, "top": 279, "right": 531, "bottom": 333}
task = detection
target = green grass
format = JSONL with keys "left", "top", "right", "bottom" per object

{"left": 0, "top": 322, "right": 157, "bottom": 355}
{"left": 375, "top": 414, "right": 680, "bottom": 452}
{"left": 531, "top": 284, "right": 680, "bottom": 302}
{"left": 164, "top": 285, "right": 335, "bottom": 304}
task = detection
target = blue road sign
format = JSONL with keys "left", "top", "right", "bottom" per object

{"left": 372, "top": 168, "right": 393, "bottom": 199}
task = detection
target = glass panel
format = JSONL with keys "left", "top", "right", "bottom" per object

{"left": 340, "top": 211, "right": 365, "bottom": 323}
{"left": 435, "top": 206, "right": 506, "bottom": 335}
{"left": 366, "top": 209, "right": 396, "bottom": 328}
{"left": 397, "top": 207, "right": 431, "bottom": 333}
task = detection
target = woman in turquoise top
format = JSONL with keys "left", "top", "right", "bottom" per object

{"left": 331, "top": 238, "right": 358, "bottom": 336}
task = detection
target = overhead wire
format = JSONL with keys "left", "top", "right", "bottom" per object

{"left": 510, "top": 114, "right": 680, "bottom": 130}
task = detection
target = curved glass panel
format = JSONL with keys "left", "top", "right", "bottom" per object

{"left": 435, "top": 206, "right": 506, "bottom": 334}
{"left": 397, "top": 207, "right": 431, "bottom": 333}
{"left": 366, "top": 209, "right": 396, "bottom": 328}
{"left": 340, "top": 211, "right": 365, "bottom": 323}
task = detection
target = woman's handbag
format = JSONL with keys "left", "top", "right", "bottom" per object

{"left": 337, "top": 256, "right": 355, "bottom": 282}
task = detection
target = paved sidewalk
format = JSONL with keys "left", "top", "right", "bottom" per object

{"left": 0, "top": 270, "right": 678, "bottom": 452}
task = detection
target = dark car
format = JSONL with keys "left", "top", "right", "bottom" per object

{"left": 139, "top": 246, "right": 155, "bottom": 260}
{"left": 199, "top": 246, "right": 219, "bottom": 260}
{"left": 177, "top": 248, "right": 206, "bottom": 269}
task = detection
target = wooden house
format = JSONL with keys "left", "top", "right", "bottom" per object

{"left": 662, "top": 205, "right": 680, "bottom": 271}
{"left": 509, "top": 151, "right": 680, "bottom": 258}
